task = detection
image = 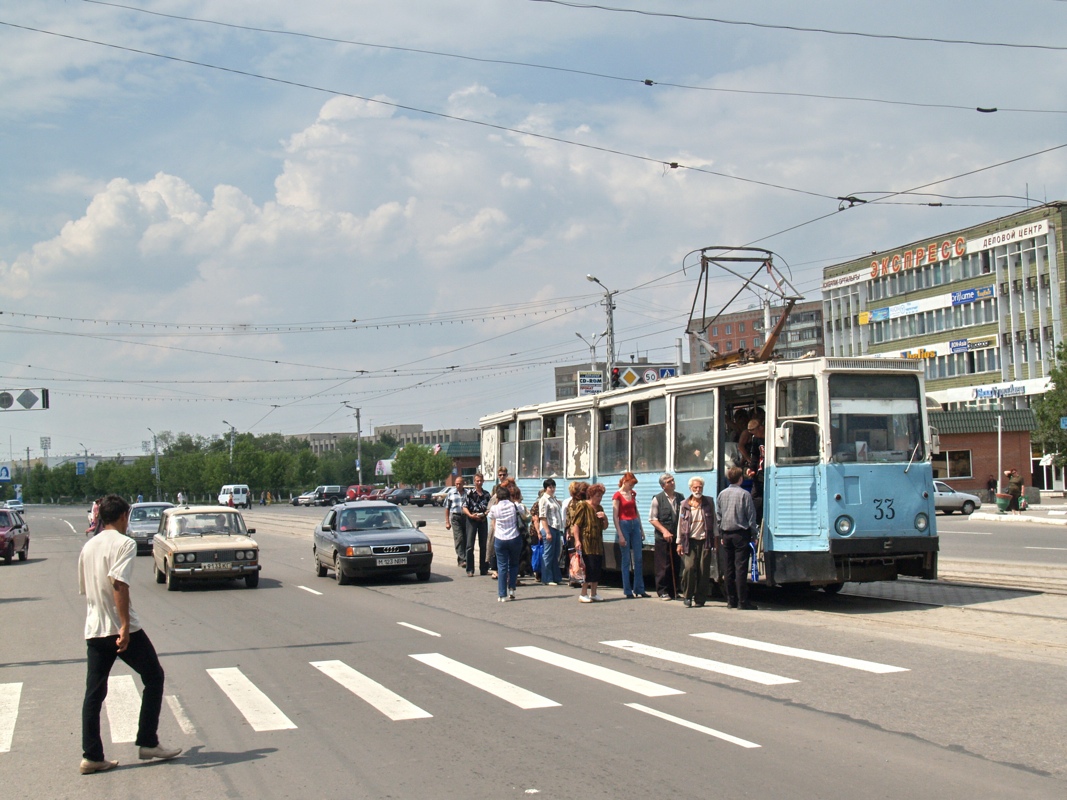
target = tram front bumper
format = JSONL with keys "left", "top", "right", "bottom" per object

{"left": 767, "top": 537, "right": 938, "bottom": 584}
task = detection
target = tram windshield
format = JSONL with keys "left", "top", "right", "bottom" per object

{"left": 829, "top": 373, "right": 923, "bottom": 463}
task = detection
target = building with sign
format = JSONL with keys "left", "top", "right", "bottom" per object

{"left": 821, "top": 202, "right": 1066, "bottom": 491}
{"left": 687, "top": 300, "right": 825, "bottom": 371}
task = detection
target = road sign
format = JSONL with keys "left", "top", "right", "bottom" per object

{"left": 642, "top": 368, "right": 659, "bottom": 383}
{"left": 577, "top": 370, "right": 604, "bottom": 396}
{"left": 76, "top": 460, "right": 87, "bottom": 476}
{"left": 1061, "top": 417, "right": 1067, "bottom": 430}
{"left": 0, "top": 388, "right": 49, "bottom": 411}
{"left": 659, "top": 368, "right": 677, "bottom": 379}
{"left": 0, "top": 464, "right": 11, "bottom": 483}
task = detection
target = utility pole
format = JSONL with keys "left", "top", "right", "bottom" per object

{"left": 587, "top": 274, "right": 617, "bottom": 384}
{"left": 222, "top": 420, "right": 235, "bottom": 467}
{"left": 343, "top": 403, "right": 363, "bottom": 486}
{"left": 147, "top": 427, "right": 161, "bottom": 501}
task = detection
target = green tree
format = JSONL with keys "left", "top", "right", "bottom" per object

{"left": 425, "top": 449, "right": 454, "bottom": 484}
{"left": 392, "top": 444, "right": 431, "bottom": 486}
{"left": 1033, "top": 341, "right": 1067, "bottom": 466}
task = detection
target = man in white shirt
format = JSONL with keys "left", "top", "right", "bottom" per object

{"left": 78, "top": 494, "right": 181, "bottom": 774}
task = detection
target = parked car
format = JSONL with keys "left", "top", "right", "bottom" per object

{"left": 367, "top": 488, "right": 391, "bottom": 501}
{"left": 412, "top": 486, "right": 443, "bottom": 507}
{"left": 0, "top": 508, "right": 29, "bottom": 563}
{"left": 933, "top": 481, "right": 982, "bottom": 515}
{"left": 4, "top": 499, "right": 24, "bottom": 512}
{"left": 152, "top": 505, "right": 260, "bottom": 590}
{"left": 312, "top": 500, "right": 431, "bottom": 584}
{"left": 431, "top": 487, "right": 450, "bottom": 507}
{"left": 312, "top": 485, "right": 346, "bottom": 506}
{"left": 217, "top": 484, "right": 252, "bottom": 509}
{"left": 126, "top": 502, "right": 174, "bottom": 555}
{"left": 385, "top": 487, "right": 415, "bottom": 505}
{"left": 292, "top": 490, "right": 316, "bottom": 506}
{"left": 346, "top": 485, "right": 375, "bottom": 501}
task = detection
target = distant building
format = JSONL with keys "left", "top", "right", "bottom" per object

{"left": 686, "top": 299, "right": 825, "bottom": 372}
{"left": 286, "top": 425, "right": 479, "bottom": 455}
{"left": 554, "top": 359, "right": 683, "bottom": 400}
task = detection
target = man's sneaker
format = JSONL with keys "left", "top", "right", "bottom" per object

{"left": 139, "top": 745, "right": 183, "bottom": 761}
{"left": 579, "top": 595, "right": 592, "bottom": 603}
{"left": 80, "top": 758, "right": 119, "bottom": 774}
{"left": 683, "top": 598, "right": 693, "bottom": 608}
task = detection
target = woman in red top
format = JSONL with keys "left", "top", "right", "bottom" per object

{"left": 612, "top": 472, "right": 647, "bottom": 598}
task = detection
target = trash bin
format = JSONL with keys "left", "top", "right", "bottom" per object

{"left": 995, "top": 493, "right": 1011, "bottom": 513}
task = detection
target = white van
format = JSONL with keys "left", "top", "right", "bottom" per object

{"left": 218, "top": 484, "right": 252, "bottom": 509}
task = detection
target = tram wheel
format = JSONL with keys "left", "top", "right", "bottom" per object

{"left": 822, "top": 582, "right": 844, "bottom": 595}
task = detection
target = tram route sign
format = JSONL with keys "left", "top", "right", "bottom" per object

{"left": 0, "top": 388, "right": 50, "bottom": 411}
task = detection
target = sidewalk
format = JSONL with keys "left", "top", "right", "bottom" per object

{"left": 969, "top": 500, "right": 1067, "bottom": 526}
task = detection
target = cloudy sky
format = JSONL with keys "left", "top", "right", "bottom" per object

{"left": 1, "top": 0, "right": 1064, "bottom": 462}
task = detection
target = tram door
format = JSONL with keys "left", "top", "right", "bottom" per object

{"left": 718, "top": 383, "right": 768, "bottom": 582}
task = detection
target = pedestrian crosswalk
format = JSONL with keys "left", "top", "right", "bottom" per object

{"left": 0, "top": 630, "right": 910, "bottom": 754}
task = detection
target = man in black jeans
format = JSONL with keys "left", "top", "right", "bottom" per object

{"left": 78, "top": 494, "right": 181, "bottom": 774}
{"left": 716, "top": 467, "right": 759, "bottom": 610}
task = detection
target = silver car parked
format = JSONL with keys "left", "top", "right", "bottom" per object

{"left": 933, "top": 481, "right": 982, "bottom": 515}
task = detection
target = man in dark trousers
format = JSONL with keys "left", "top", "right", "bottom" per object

{"left": 648, "top": 473, "right": 684, "bottom": 600}
{"left": 78, "top": 494, "right": 182, "bottom": 774}
{"left": 716, "top": 467, "right": 759, "bottom": 610}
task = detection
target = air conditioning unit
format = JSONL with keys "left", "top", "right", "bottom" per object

{"left": 1013, "top": 279, "right": 1023, "bottom": 292}
{"left": 1045, "top": 325, "right": 1055, "bottom": 339}
{"left": 1040, "top": 273, "right": 1051, "bottom": 288}
{"left": 1000, "top": 282, "right": 1010, "bottom": 295}
{"left": 1015, "top": 329, "right": 1026, "bottom": 343}
{"left": 1002, "top": 332, "right": 1013, "bottom": 345}
{"left": 1026, "top": 276, "right": 1037, "bottom": 289}
{"left": 1029, "top": 329, "right": 1039, "bottom": 342}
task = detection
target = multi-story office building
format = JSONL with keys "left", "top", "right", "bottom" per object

{"left": 687, "top": 300, "right": 825, "bottom": 371}
{"left": 821, "top": 202, "right": 1065, "bottom": 491}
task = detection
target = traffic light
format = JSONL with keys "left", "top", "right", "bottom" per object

{"left": 610, "top": 368, "right": 621, "bottom": 389}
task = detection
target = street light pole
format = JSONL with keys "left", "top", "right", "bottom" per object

{"left": 343, "top": 403, "right": 363, "bottom": 486}
{"left": 587, "top": 274, "right": 617, "bottom": 385}
{"left": 575, "top": 331, "right": 605, "bottom": 371}
{"left": 222, "top": 420, "right": 235, "bottom": 466}
{"left": 147, "top": 428, "right": 161, "bottom": 501}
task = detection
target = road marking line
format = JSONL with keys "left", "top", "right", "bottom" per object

{"left": 104, "top": 675, "right": 142, "bottom": 743}
{"left": 602, "top": 640, "right": 797, "bottom": 686}
{"left": 948, "top": 531, "right": 992, "bottom": 535}
{"left": 0, "top": 683, "right": 22, "bottom": 753}
{"left": 626, "top": 703, "right": 760, "bottom": 748}
{"left": 692, "top": 633, "right": 908, "bottom": 674}
{"left": 398, "top": 622, "right": 441, "bottom": 637}
{"left": 165, "top": 695, "right": 196, "bottom": 735}
{"left": 312, "top": 660, "right": 432, "bottom": 720}
{"left": 206, "top": 668, "right": 297, "bottom": 731}
{"left": 1024, "top": 546, "right": 1067, "bottom": 551}
{"left": 296, "top": 585, "right": 323, "bottom": 595}
{"left": 410, "top": 653, "right": 560, "bottom": 709}
{"left": 62, "top": 520, "right": 77, "bottom": 534}
{"left": 507, "top": 646, "right": 683, "bottom": 697}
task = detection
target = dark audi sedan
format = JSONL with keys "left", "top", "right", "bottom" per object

{"left": 312, "top": 501, "right": 431, "bottom": 584}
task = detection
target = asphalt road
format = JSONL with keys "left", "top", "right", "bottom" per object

{"left": 2, "top": 506, "right": 1065, "bottom": 799}
{"left": 936, "top": 512, "right": 1067, "bottom": 565}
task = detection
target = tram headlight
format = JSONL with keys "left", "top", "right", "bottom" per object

{"left": 914, "top": 513, "right": 929, "bottom": 532}
{"left": 834, "top": 515, "right": 854, "bottom": 536}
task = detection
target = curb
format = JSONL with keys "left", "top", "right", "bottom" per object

{"left": 967, "top": 511, "right": 1067, "bottom": 526}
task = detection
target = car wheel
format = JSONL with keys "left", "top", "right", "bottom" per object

{"left": 401, "top": 498, "right": 409, "bottom": 505}
{"left": 415, "top": 568, "right": 431, "bottom": 582}
{"left": 334, "top": 553, "right": 351, "bottom": 585}
{"left": 2, "top": 542, "right": 13, "bottom": 564}
{"left": 17, "top": 542, "right": 28, "bottom": 561}
{"left": 165, "top": 562, "right": 180, "bottom": 592}
{"left": 313, "top": 549, "right": 327, "bottom": 578}
{"left": 823, "top": 582, "right": 844, "bottom": 595}
{"left": 245, "top": 572, "right": 260, "bottom": 588}
{"left": 155, "top": 563, "right": 166, "bottom": 584}
{"left": 961, "top": 501, "right": 975, "bottom": 515}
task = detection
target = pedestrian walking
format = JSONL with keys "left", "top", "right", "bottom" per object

{"left": 488, "top": 484, "right": 524, "bottom": 601}
{"left": 612, "top": 472, "right": 647, "bottom": 598}
{"left": 444, "top": 477, "right": 469, "bottom": 571}
{"left": 677, "top": 476, "right": 716, "bottom": 608}
{"left": 463, "top": 473, "right": 491, "bottom": 576}
{"left": 649, "top": 473, "right": 683, "bottom": 599}
{"left": 717, "top": 466, "right": 759, "bottom": 610}
{"left": 536, "top": 479, "right": 564, "bottom": 586}
{"left": 78, "top": 494, "right": 182, "bottom": 774}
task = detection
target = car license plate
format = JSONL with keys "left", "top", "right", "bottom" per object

{"left": 201, "top": 561, "right": 232, "bottom": 571}
{"left": 376, "top": 556, "right": 407, "bottom": 566}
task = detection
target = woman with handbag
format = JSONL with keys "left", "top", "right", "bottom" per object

{"left": 488, "top": 484, "right": 526, "bottom": 601}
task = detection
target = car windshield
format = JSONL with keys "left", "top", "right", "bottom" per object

{"left": 337, "top": 507, "right": 414, "bottom": 531}
{"left": 829, "top": 374, "right": 923, "bottom": 464}
{"left": 0, "top": 511, "right": 10, "bottom": 527}
{"left": 130, "top": 507, "right": 166, "bottom": 523}
{"left": 168, "top": 512, "right": 247, "bottom": 537}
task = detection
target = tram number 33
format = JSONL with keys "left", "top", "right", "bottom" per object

{"left": 872, "top": 498, "right": 895, "bottom": 519}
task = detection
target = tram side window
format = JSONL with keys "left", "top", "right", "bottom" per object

{"left": 631, "top": 398, "right": 666, "bottom": 473}
{"left": 675, "top": 390, "right": 715, "bottom": 470}
{"left": 598, "top": 404, "right": 630, "bottom": 474}
{"left": 566, "top": 411, "right": 592, "bottom": 478}
{"left": 776, "top": 378, "right": 820, "bottom": 465}
{"left": 518, "top": 420, "right": 542, "bottom": 478}
{"left": 542, "top": 415, "right": 564, "bottom": 477}
{"left": 499, "top": 422, "right": 517, "bottom": 476}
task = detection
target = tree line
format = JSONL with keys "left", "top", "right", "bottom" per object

{"left": 3, "top": 430, "right": 456, "bottom": 505}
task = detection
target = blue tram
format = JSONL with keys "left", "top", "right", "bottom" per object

{"left": 479, "top": 357, "right": 938, "bottom": 589}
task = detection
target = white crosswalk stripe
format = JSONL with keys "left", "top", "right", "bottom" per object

{"left": 507, "top": 646, "right": 684, "bottom": 697}
{"left": 312, "top": 660, "right": 432, "bottom": 720}
{"left": 165, "top": 694, "right": 197, "bottom": 735}
{"left": 410, "top": 653, "right": 560, "bottom": 709}
{"left": 602, "top": 640, "right": 798, "bottom": 686}
{"left": 104, "top": 675, "right": 142, "bottom": 743}
{"left": 0, "top": 683, "right": 21, "bottom": 753}
{"left": 691, "top": 632, "right": 909, "bottom": 674}
{"left": 206, "top": 667, "right": 298, "bottom": 732}
{"left": 626, "top": 703, "right": 761, "bottom": 749}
